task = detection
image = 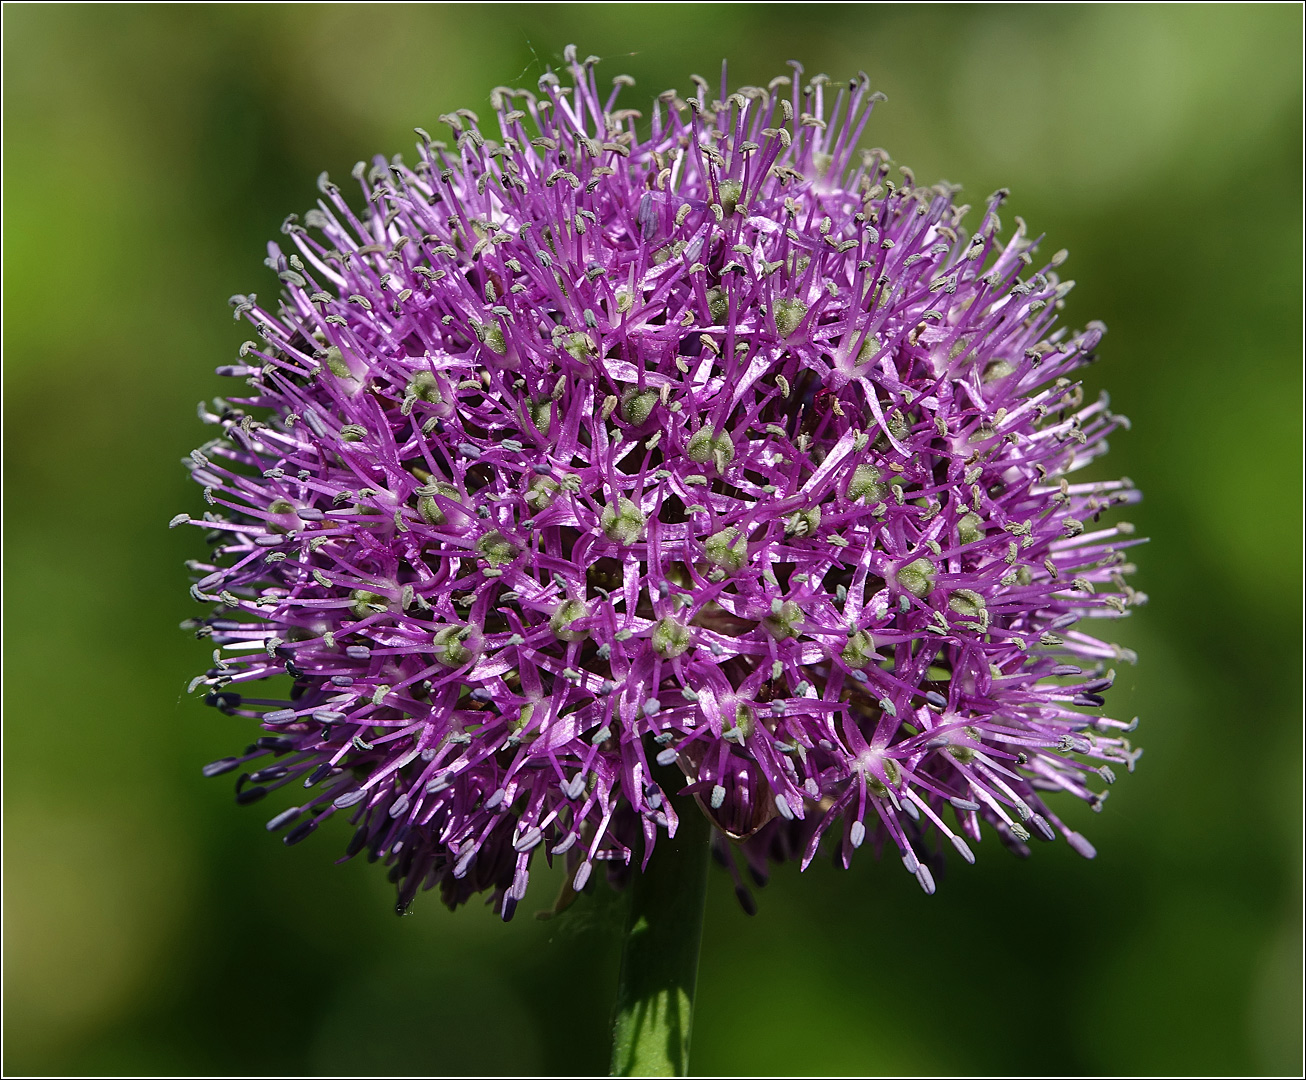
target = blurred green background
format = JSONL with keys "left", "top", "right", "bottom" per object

{"left": 4, "top": 4, "right": 1301, "bottom": 1076}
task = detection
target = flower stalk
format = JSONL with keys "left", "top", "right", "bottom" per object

{"left": 610, "top": 799, "right": 712, "bottom": 1077}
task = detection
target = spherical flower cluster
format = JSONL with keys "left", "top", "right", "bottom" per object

{"left": 179, "top": 49, "right": 1144, "bottom": 919}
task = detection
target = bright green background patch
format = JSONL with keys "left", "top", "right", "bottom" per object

{"left": 4, "top": 4, "right": 1301, "bottom": 1075}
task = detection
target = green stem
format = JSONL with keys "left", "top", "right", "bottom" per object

{"left": 609, "top": 797, "right": 712, "bottom": 1077}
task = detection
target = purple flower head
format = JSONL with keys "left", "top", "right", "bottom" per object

{"left": 179, "top": 49, "right": 1145, "bottom": 919}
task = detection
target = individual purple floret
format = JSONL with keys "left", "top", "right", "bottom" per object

{"left": 178, "top": 48, "right": 1145, "bottom": 919}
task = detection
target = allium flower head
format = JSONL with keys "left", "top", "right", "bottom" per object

{"left": 180, "top": 48, "right": 1144, "bottom": 919}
